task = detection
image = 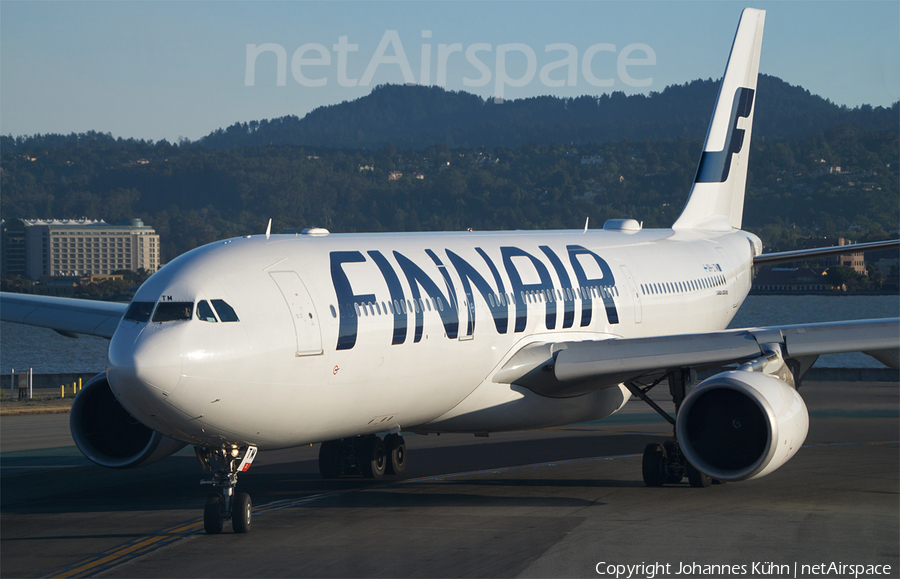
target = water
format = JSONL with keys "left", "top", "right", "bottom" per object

{"left": 728, "top": 295, "right": 898, "bottom": 367}
{"left": 1, "top": 321, "right": 110, "bottom": 374}
{"left": 1, "top": 295, "right": 897, "bottom": 374}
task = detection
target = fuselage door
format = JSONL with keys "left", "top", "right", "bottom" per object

{"left": 715, "top": 247, "right": 738, "bottom": 309}
{"left": 269, "top": 271, "right": 323, "bottom": 356}
{"left": 459, "top": 293, "right": 475, "bottom": 341}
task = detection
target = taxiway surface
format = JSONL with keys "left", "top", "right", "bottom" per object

{"left": 1, "top": 381, "right": 897, "bottom": 578}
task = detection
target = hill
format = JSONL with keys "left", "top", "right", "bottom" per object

{"left": 193, "top": 75, "right": 897, "bottom": 150}
{"left": 1, "top": 75, "right": 896, "bottom": 262}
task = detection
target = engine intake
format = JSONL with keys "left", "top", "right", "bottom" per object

{"left": 675, "top": 370, "right": 808, "bottom": 482}
{"left": 70, "top": 372, "right": 186, "bottom": 469}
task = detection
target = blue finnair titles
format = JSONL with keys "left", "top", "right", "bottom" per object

{"left": 330, "top": 244, "right": 620, "bottom": 350}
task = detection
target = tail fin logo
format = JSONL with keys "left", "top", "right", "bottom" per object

{"left": 695, "top": 87, "right": 755, "bottom": 183}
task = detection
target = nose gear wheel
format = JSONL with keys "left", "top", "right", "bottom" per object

{"left": 196, "top": 444, "right": 257, "bottom": 534}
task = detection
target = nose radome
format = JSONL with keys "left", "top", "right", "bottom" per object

{"left": 108, "top": 326, "right": 184, "bottom": 413}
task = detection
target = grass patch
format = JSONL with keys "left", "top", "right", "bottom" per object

{"left": 0, "top": 394, "right": 74, "bottom": 416}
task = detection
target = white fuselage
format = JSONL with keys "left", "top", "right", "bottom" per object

{"left": 106, "top": 226, "right": 758, "bottom": 450}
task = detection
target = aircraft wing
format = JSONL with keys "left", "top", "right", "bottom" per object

{"left": 0, "top": 292, "right": 127, "bottom": 339}
{"left": 494, "top": 318, "right": 900, "bottom": 398}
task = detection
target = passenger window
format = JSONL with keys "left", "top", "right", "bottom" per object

{"left": 211, "top": 299, "right": 240, "bottom": 322}
{"left": 196, "top": 300, "right": 218, "bottom": 323}
{"left": 124, "top": 301, "right": 154, "bottom": 322}
{"left": 153, "top": 302, "right": 194, "bottom": 322}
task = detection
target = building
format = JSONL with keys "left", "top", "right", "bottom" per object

{"left": 752, "top": 267, "right": 839, "bottom": 292}
{"left": 1, "top": 218, "right": 160, "bottom": 280}
{"left": 798, "top": 238, "right": 866, "bottom": 274}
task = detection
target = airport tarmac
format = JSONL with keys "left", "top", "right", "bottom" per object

{"left": 1, "top": 381, "right": 897, "bottom": 578}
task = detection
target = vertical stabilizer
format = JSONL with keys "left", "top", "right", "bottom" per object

{"left": 672, "top": 8, "right": 765, "bottom": 231}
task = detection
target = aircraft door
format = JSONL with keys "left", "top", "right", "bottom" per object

{"left": 269, "top": 271, "right": 323, "bottom": 356}
{"left": 459, "top": 293, "right": 475, "bottom": 341}
{"left": 619, "top": 265, "right": 642, "bottom": 324}
{"left": 715, "top": 247, "right": 739, "bottom": 309}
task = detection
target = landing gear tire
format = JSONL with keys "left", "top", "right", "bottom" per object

{"left": 686, "top": 462, "right": 712, "bottom": 488}
{"left": 360, "top": 436, "right": 387, "bottom": 478}
{"left": 642, "top": 443, "right": 667, "bottom": 487}
{"left": 197, "top": 445, "right": 257, "bottom": 534}
{"left": 204, "top": 493, "right": 224, "bottom": 535}
{"left": 318, "top": 440, "right": 342, "bottom": 478}
{"left": 384, "top": 433, "right": 407, "bottom": 476}
{"left": 662, "top": 440, "right": 684, "bottom": 484}
{"left": 232, "top": 492, "right": 252, "bottom": 533}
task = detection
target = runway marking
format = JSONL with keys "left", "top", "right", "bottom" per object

{"left": 44, "top": 521, "right": 203, "bottom": 578}
{"left": 42, "top": 440, "right": 899, "bottom": 578}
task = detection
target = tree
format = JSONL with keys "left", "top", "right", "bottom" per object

{"left": 825, "top": 265, "right": 862, "bottom": 290}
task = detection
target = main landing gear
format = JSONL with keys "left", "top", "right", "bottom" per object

{"left": 196, "top": 444, "right": 258, "bottom": 534}
{"left": 626, "top": 370, "right": 719, "bottom": 488}
{"left": 318, "top": 433, "right": 407, "bottom": 479}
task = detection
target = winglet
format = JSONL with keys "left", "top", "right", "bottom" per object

{"left": 672, "top": 8, "right": 765, "bottom": 232}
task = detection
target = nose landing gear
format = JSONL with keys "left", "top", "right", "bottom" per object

{"left": 196, "top": 444, "right": 257, "bottom": 534}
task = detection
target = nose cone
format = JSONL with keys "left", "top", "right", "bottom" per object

{"left": 108, "top": 324, "right": 184, "bottom": 426}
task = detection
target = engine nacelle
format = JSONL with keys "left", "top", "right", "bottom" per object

{"left": 675, "top": 370, "right": 808, "bottom": 482}
{"left": 70, "top": 372, "right": 186, "bottom": 469}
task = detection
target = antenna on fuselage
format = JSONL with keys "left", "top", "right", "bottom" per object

{"left": 583, "top": 217, "right": 589, "bottom": 233}
{"left": 265, "top": 218, "right": 272, "bottom": 240}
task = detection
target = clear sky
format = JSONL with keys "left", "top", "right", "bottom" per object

{"left": 2, "top": 1, "right": 897, "bottom": 143}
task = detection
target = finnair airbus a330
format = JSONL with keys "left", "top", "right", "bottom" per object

{"left": 3, "top": 8, "right": 898, "bottom": 535}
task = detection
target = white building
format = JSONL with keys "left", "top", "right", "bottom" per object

{"left": 1, "top": 218, "right": 160, "bottom": 280}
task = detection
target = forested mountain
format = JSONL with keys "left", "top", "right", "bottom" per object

{"left": 2, "top": 74, "right": 897, "bottom": 264}
{"left": 3, "top": 75, "right": 897, "bottom": 154}
{"left": 2, "top": 122, "right": 896, "bottom": 262}
{"left": 192, "top": 75, "right": 896, "bottom": 150}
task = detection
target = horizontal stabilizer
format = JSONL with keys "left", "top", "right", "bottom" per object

{"left": 754, "top": 239, "right": 899, "bottom": 266}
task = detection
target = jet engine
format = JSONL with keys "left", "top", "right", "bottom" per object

{"left": 70, "top": 372, "right": 186, "bottom": 469}
{"left": 675, "top": 370, "right": 808, "bottom": 482}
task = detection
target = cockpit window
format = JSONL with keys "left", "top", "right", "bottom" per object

{"left": 196, "top": 300, "right": 218, "bottom": 323}
{"left": 211, "top": 299, "right": 239, "bottom": 322}
{"left": 123, "top": 301, "right": 154, "bottom": 323}
{"left": 152, "top": 302, "right": 194, "bottom": 322}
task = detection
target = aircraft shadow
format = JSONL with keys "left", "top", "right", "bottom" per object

{"left": 0, "top": 433, "right": 667, "bottom": 515}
